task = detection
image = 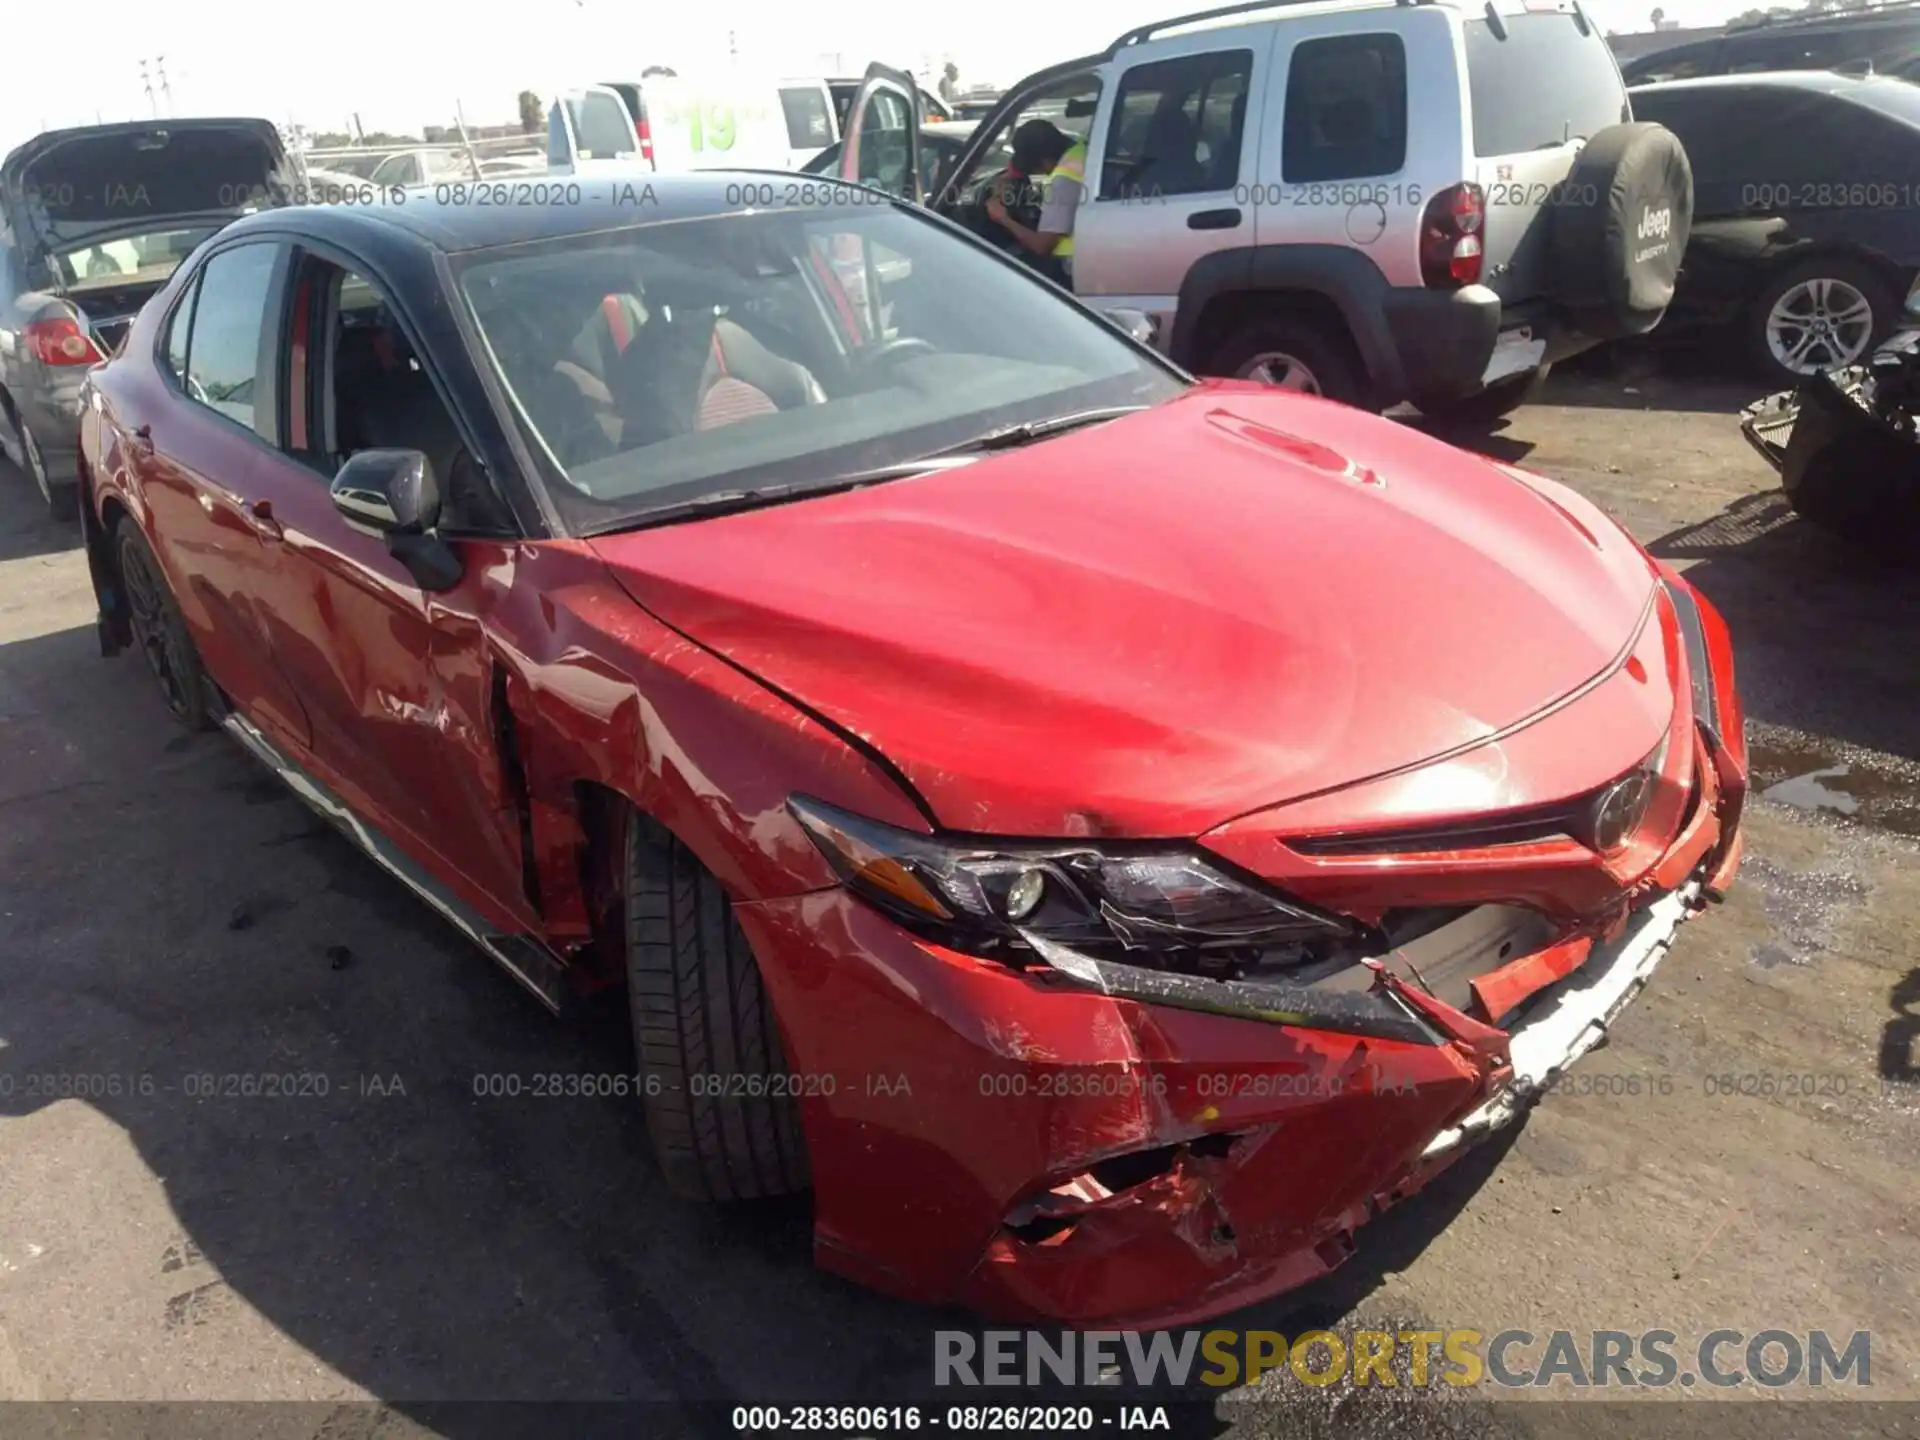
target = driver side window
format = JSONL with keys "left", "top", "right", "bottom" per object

{"left": 285, "top": 258, "right": 511, "bottom": 532}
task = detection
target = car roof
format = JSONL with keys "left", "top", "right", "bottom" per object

{"left": 217, "top": 169, "right": 907, "bottom": 254}
{"left": 1629, "top": 69, "right": 1886, "bottom": 95}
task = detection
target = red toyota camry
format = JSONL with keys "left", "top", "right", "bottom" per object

{"left": 75, "top": 175, "right": 1746, "bottom": 1327}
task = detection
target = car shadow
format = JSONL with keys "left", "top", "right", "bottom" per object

{"left": 1880, "top": 969, "right": 1920, "bottom": 1087}
{"left": 0, "top": 458, "right": 84, "bottom": 562}
{"left": 0, "top": 617, "right": 1522, "bottom": 1435}
{"left": 1548, "top": 340, "right": 1764, "bottom": 417}
{"left": 1647, "top": 488, "right": 1920, "bottom": 768}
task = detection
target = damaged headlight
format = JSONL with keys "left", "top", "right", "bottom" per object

{"left": 789, "top": 795, "right": 1355, "bottom": 962}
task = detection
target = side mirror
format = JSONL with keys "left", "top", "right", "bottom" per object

{"left": 329, "top": 448, "right": 463, "bottom": 591}
{"left": 1103, "top": 307, "right": 1159, "bottom": 348}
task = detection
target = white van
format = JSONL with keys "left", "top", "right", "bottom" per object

{"left": 547, "top": 77, "right": 838, "bottom": 176}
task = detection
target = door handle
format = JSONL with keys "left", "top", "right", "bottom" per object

{"left": 248, "top": 498, "right": 284, "bottom": 542}
{"left": 1188, "top": 208, "right": 1243, "bottom": 231}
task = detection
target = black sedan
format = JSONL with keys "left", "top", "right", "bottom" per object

{"left": 1629, "top": 71, "right": 1920, "bottom": 384}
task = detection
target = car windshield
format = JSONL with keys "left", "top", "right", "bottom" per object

{"left": 455, "top": 204, "right": 1182, "bottom": 532}
{"left": 314, "top": 152, "right": 384, "bottom": 179}
{"left": 53, "top": 225, "right": 224, "bottom": 289}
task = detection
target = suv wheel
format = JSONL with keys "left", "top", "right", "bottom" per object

{"left": 1208, "top": 314, "right": 1365, "bottom": 406}
{"left": 1748, "top": 257, "right": 1895, "bottom": 386}
{"left": 624, "top": 811, "right": 810, "bottom": 1201}
{"left": 13, "top": 417, "right": 76, "bottom": 522}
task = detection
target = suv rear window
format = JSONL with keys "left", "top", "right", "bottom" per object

{"left": 780, "top": 87, "right": 835, "bottom": 149}
{"left": 1282, "top": 34, "right": 1408, "bottom": 182}
{"left": 1464, "top": 12, "right": 1626, "bottom": 157}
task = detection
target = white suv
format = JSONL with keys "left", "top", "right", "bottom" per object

{"left": 838, "top": 0, "right": 1694, "bottom": 421}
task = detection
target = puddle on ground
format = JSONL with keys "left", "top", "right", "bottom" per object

{"left": 1763, "top": 765, "right": 1861, "bottom": 816}
{"left": 1747, "top": 734, "right": 1920, "bottom": 840}
{"left": 1742, "top": 855, "right": 1871, "bottom": 969}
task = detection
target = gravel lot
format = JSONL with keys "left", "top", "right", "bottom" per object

{"left": 2, "top": 351, "right": 1917, "bottom": 1439}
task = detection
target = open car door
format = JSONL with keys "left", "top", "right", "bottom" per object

{"left": 546, "top": 85, "right": 643, "bottom": 176}
{"left": 837, "top": 62, "right": 921, "bottom": 202}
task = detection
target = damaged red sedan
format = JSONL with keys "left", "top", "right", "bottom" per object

{"left": 76, "top": 174, "right": 1746, "bottom": 1327}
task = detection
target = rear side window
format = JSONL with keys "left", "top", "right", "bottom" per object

{"left": 1282, "top": 34, "right": 1408, "bottom": 182}
{"left": 182, "top": 244, "right": 278, "bottom": 435}
{"left": 780, "top": 87, "right": 835, "bottom": 149}
{"left": 1465, "top": 12, "right": 1626, "bottom": 157}
{"left": 574, "top": 92, "right": 637, "bottom": 159}
{"left": 547, "top": 102, "right": 570, "bottom": 165}
{"left": 1100, "top": 49, "right": 1253, "bottom": 200}
{"left": 163, "top": 274, "right": 199, "bottom": 384}
{"left": 1621, "top": 40, "right": 1720, "bottom": 84}
{"left": 1723, "top": 31, "right": 1849, "bottom": 74}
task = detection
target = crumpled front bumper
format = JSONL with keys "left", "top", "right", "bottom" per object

{"left": 735, "top": 578, "right": 1746, "bottom": 1328}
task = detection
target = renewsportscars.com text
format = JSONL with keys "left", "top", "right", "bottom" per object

{"left": 935, "top": 1328, "right": 1871, "bottom": 1390}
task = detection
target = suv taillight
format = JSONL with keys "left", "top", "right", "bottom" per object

{"left": 26, "top": 315, "right": 105, "bottom": 366}
{"left": 636, "top": 115, "right": 655, "bottom": 166}
{"left": 1420, "top": 183, "right": 1485, "bottom": 290}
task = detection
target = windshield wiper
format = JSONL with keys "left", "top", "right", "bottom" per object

{"left": 579, "top": 409, "right": 1144, "bottom": 537}
{"left": 929, "top": 405, "right": 1147, "bottom": 457}
{"left": 580, "top": 458, "right": 980, "bottom": 536}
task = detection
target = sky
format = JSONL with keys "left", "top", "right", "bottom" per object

{"left": 0, "top": 0, "right": 1757, "bottom": 154}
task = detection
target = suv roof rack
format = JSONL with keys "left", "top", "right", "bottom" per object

{"left": 1111, "top": 0, "right": 1433, "bottom": 50}
{"left": 1725, "top": 0, "right": 1920, "bottom": 32}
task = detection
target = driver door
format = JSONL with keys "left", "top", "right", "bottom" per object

{"left": 838, "top": 63, "right": 922, "bottom": 202}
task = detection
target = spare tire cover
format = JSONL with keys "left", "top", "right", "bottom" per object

{"left": 1548, "top": 122, "right": 1693, "bottom": 341}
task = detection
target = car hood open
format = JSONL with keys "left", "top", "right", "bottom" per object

{"left": 589, "top": 384, "right": 1660, "bottom": 838}
{"left": 0, "top": 118, "right": 288, "bottom": 254}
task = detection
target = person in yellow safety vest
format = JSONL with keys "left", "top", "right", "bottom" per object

{"left": 985, "top": 119, "right": 1086, "bottom": 289}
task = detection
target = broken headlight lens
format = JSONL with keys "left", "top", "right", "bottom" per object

{"left": 788, "top": 795, "right": 1354, "bottom": 958}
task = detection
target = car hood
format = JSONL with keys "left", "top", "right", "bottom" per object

{"left": 589, "top": 384, "right": 1659, "bottom": 838}
{"left": 1, "top": 118, "right": 289, "bottom": 254}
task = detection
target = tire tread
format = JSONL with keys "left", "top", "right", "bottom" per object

{"left": 624, "top": 813, "right": 808, "bottom": 1200}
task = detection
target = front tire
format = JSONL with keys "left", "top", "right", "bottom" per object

{"left": 624, "top": 812, "right": 809, "bottom": 1200}
{"left": 1206, "top": 312, "right": 1368, "bottom": 406}
{"left": 114, "top": 516, "right": 212, "bottom": 730}
{"left": 1747, "top": 257, "right": 1897, "bottom": 387}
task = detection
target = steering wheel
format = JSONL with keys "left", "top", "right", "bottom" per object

{"left": 856, "top": 336, "right": 938, "bottom": 370}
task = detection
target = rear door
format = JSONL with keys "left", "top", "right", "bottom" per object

{"left": 1461, "top": 4, "right": 1630, "bottom": 306}
{"left": 838, "top": 63, "right": 923, "bottom": 201}
{"left": 547, "top": 85, "right": 643, "bottom": 175}
{"left": 127, "top": 240, "right": 312, "bottom": 749}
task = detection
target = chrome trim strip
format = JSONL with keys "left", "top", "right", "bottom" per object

{"left": 220, "top": 711, "right": 569, "bottom": 1013}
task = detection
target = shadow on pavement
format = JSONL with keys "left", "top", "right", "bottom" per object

{"left": 1546, "top": 341, "right": 1764, "bottom": 417}
{"left": 1647, "top": 489, "right": 1920, "bottom": 767}
{"left": 0, "top": 458, "right": 83, "bottom": 563}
